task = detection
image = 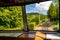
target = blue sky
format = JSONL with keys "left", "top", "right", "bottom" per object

{"left": 25, "top": 1, "right": 52, "bottom": 15}
{"left": 25, "top": 4, "right": 38, "bottom": 13}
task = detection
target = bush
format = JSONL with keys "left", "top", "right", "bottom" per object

{"left": 0, "top": 6, "right": 23, "bottom": 30}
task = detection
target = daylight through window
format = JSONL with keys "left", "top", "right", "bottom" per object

{"left": 25, "top": 0, "right": 59, "bottom": 31}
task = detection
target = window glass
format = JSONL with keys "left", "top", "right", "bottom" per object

{"left": 0, "top": 6, "right": 24, "bottom": 30}
{"left": 26, "top": 0, "right": 59, "bottom": 31}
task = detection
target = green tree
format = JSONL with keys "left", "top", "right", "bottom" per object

{"left": 47, "top": 3, "right": 59, "bottom": 21}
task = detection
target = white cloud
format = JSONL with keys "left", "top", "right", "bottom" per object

{"left": 35, "top": 1, "right": 52, "bottom": 15}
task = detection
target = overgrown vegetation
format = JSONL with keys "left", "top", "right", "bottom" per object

{"left": 47, "top": 0, "right": 59, "bottom": 30}
{"left": 0, "top": 6, "right": 24, "bottom": 30}
{"left": 0, "top": 0, "right": 59, "bottom": 31}
{"left": 27, "top": 13, "right": 48, "bottom": 30}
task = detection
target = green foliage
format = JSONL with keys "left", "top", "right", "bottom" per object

{"left": 47, "top": 0, "right": 59, "bottom": 30}
{"left": 27, "top": 13, "right": 47, "bottom": 30}
{"left": 28, "top": 23, "right": 34, "bottom": 30}
{"left": 47, "top": 3, "right": 59, "bottom": 21}
{"left": 0, "top": 6, "right": 24, "bottom": 30}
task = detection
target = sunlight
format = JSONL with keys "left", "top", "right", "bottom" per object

{"left": 34, "top": 31, "right": 46, "bottom": 40}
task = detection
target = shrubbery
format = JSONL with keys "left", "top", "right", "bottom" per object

{"left": 0, "top": 6, "right": 24, "bottom": 30}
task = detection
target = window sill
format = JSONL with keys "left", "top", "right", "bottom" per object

{"left": 0, "top": 33, "right": 23, "bottom": 37}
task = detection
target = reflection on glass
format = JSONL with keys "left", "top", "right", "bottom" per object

{"left": 26, "top": 0, "right": 59, "bottom": 31}
{"left": 0, "top": 6, "right": 24, "bottom": 30}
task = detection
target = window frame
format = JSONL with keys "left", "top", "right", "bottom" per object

{"left": 0, "top": 0, "right": 59, "bottom": 33}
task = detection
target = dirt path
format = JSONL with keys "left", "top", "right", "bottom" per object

{"left": 34, "top": 20, "right": 56, "bottom": 31}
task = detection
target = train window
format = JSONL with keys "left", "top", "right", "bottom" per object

{"left": 0, "top": 6, "right": 24, "bottom": 30}
{"left": 0, "top": 0, "right": 59, "bottom": 32}
{"left": 26, "top": 0, "right": 59, "bottom": 31}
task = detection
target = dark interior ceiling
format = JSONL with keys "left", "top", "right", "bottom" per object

{"left": 0, "top": 0, "right": 50, "bottom": 7}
